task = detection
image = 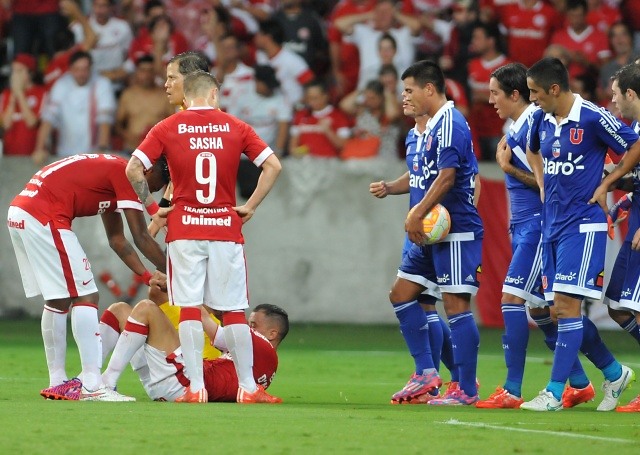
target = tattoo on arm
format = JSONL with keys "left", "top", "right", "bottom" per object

{"left": 508, "top": 167, "right": 538, "bottom": 190}
{"left": 132, "top": 179, "right": 151, "bottom": 206}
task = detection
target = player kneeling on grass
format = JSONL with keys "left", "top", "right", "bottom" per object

{"left": 95, "top": 273, "right": 288, "bottom": 403}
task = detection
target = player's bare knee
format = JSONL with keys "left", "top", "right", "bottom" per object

{"left": 107, "top": 302, "right": 132, "bottom": 323}
{"left": 501, "top": 292, "right": 526, "bottom": 305}
{"left": 608, "top": 306, "right": 632, "bottom": 324}
{"left": 131, "top": 299, "right": 157, "bottom": 319}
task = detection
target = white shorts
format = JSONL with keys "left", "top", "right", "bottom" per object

{"left": 166, "top": 240, "right": 249, "bottom": 310}
{"left": 140, "top": 344, "right": 188, "bottom": 402}
{"left": 7, "top": 206, "right": 98, "bottom": 300}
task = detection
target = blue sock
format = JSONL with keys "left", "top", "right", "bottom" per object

{"left": 618, "top": 316, "right": 640, "bottom": 346}
{"left": 532, "top": 313, "right": 588, "bottom": 388}
{"left": 602, "top": 360, "right": 623, "bottom": 382}
{"left": 424, "top": 310, "right": 443, "bottom": 371}
{"left": 547, "top": 317, "right": 583, "bottom": 400}
{"left": 393, "top": 300, "right": 434, "bottom": 374}
{"left": 501, "top": 304, "right": 529, "bottom": 397}
{"left": 439, "top": 318, "right": 458, "bottom": 381}
{"left": 449, "top": 312, "right": 479, "bottom": 396}
{"left": 580, "top": 316, "right": 617, "bottom": 376}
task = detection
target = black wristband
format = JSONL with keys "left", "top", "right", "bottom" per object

{"left": 158, "top": 197, "right": 171, "bottom": 208}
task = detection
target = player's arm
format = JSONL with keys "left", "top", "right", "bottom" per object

{"left": 148, "top": 182, "right": 173, "bottom": 238}
{"left": 526, "top": 147, "right": 544, "bottom": 201}
{"left": 473, "top": 173, "right": 481, "bottom": 207}
{"left": 405, "top": 168, "right": 455, "bottom": 245}
{"left": 334, "top": 11, "right": 373, "bottom": 35}
{"left": 592, "top": 140, "right": 640, "bottom": 207}
{"left": 497, "top": 136, "right": 538, "bottom": 190}
{"left": 122, "top": 208, "right": 166, "bottom": 273}
{"left": 126, "top": 155, "right": 173, "bottom": 227}
{"left": 233, "top": 154, "right": 282, "bottom": 224}
{"left": 101, "top": 211, "right": 151, "bottom": 280}
{"left": 370, "top": 172, "right": 410, "bottom": 198}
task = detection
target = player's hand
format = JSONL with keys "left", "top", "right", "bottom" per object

{"left": 588, "top": 183, "right": 609, "bottom": 213}
{"left": 369, "top": 180, "right": 389, "bottom": 198}
{"left": 233, "top": 204, "right": 255, "bottom": 224}
{"left": 150, "top": 205, "right": 173, "bottom": 229}
{"left": 405, "top": 206, "right": 426, "bottom": 245}
{"left": 632, "top": 228, "right": 640, "bottom": 251}
{"left": 495, "top": 136, "right": 511, "bottom": 170}
{"left": 608, "top": 192, "right": 633, "bottom": 227}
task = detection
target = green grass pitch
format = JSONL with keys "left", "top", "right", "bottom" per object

{"left": 0, "top": 319, "right": 639, "bottom": 454}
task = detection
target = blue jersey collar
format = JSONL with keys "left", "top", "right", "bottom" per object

{"left": 510, "top": 103, "right": 538, "bottom": 135}
{"left": 426, "top": 100, "right": 454, "bottom": 133}
{"left": 543, "top": 93, "right": 583, "bottom": 125}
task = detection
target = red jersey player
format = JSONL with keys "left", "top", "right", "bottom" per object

{"left": 7, "top": 153, "right": 169, "bottom": 400}
{"left": 126, "top": 70, "right": 282, "bottom": 404}
{"left": 96, "top": 275, "right": 288, "bottom": 403}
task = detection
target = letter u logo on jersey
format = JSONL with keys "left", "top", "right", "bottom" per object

{"left": 570, "top": 128, "right": 584, "bottom": 145}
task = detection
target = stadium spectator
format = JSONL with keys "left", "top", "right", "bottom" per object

{"left": 521, "top": 57, "right": 637, "bottom": 412}
{"left": 96, "top": 286, "right": 288, "bottom": 402}
{"left": 289, "top": 80, "right": 352, "bottom": 159}
{"left": 339, "top": 79, "right": 401, "bottom": 160}
{"left": 254, "top": 19, "right": 315, "bottom": 110}
{"left": 496, "top": 0, "right": 561, "bottom": 68}
{"left": 43, "top": 0, "right": 98, "bottom": 91}
{"left": 0, "top": 54, "right": 47, "bottom": 156}
{"left": 273, "top": 0, "right": 329, "bottom": 74}
{"left": 164, "top": 0, "right": 212, "bottom": 49}
{"left": 71, "top": 0, "right": 133, "bottom": 91}
{"left": 235, "top": 65, "right": 291, "bottom": 198}
{"left": 439, "top": 0, "right": 477, "bottom": 86}
{"left": 550, "top": 0, "right": 611, "bottom": 79}
{"left": 33, "top": 51, "right": 116, "bottom": 164}
{"left": 326, "top": 0, "right": 376, "bottom": 101}
{"left": 358, "top": 32, "right": 401, "bottom": 91}
{"left": 115, "top": 55, "right": 174, "bottom": 154}
{"left": 603, "top": 62, "right": 640, "bottom": 413}
{"left": 193, "top": 5, "right": 232, "bottom": 66}
{"left": 164, "top": 51, "right": 210, "bottom": 109}
{"left": 7, "top": 153, "right": 169, "bottom": 400}
{"left": 597, "top": 22, "right": 637, "bottom": 109}
{"left": 477, "top": 63, "right": 592, "bottom": 409}
{"left": 334, "top": 0, "right": 420, "bottom": 92}
{"left": 126, "top": 71, "right": 282, "bottom": 404}
{"left": 586, "top": 0, "right": 621, "bottom": 34}
{"left": 9, "top": 0, "right": 66, "bottom": 58}
{"left": 388, "top": 60, "right": 483, "bottom": 405}
{"left": 213, "top": 33, "right": 256, "bottom": 117}
{"left": 467, "top": 22, "right": 510, "bottom": 161}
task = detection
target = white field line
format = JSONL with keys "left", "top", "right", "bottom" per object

{"left": 440, "top": 418, "right": 633, "bottom": 443}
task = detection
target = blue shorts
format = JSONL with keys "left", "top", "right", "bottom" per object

{"left": 398, "top": 242, "right": 441, "bottom": 299}
{"left": 433, "top": 234, "right": 482, "bottom": 295}
{"left": 604, "top": 241, "right": 640, "bottom": 312}
{"left": 503, "top": 219, "right": 546, "bottom": 308}
{"left": 542, "top": 228, "right": 606, "bottom": 301}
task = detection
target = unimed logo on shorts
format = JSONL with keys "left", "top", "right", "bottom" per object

{"left": 7, "top": 218, "right": 25, "bottom": 229}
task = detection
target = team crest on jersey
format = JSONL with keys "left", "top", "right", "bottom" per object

{"left": 570, "top": 128, "right": 584, "bottom": 145}
{"left": 542, "top": 275, "right": 548, "bottom": 290}
{"left": 552, "top": 139, "right": 561, "bottom": 158}
{"left": 426, "top": 135, "right": 432, "bottom": 151}
{"left": 412, "top": 155, "right": 419, "bottom": 171}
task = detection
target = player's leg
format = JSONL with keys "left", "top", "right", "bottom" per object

{"left": 419, "top": 298, "right": 443, "bottom": 371}
{"left": 390, "top": 244, "right": 442, "bottom": 404}
{"left": 167, "top": 240, "right": 208, "bottom": 403}
{"left": 429, "top": 238, "right": 481, "bottom": 406}
{"left": 99, "top": 301, "right": 130, "bottom": 362}
{"left": 604, "top": 242, "right": 640, "bottom": 345}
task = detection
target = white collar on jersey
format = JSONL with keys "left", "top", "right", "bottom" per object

{"left": 510, "top": 103, "right": 538, "bottom": 134}
{"left": 543, "top": 93, "right": 583, "bottom": 125}
{"left": 426, "top": 100, "right": 454, "bottom": 133}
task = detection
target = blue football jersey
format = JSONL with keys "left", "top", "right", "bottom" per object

{"left": 626, "top": 121, "right": 640, "bottom": 242}
{"left": 505, "top": 103, "right": 543, "bottom": 224}
{"left": 528, "top": 95, "right": 639, "bottom": 241}
{"left": 405, "top": 125, "right": 436, "bottom": 209}
{"left": 424, "top": 101, "right": 484, "bottom": 238}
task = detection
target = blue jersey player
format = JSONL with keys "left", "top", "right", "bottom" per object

{"left": 477, "top": 63, "right": 593, "bottom": 409}
{"left": 521, "top": 57, "right": 639, "bottom": 412}
{"left": 370, "top": 112, "right": 461, "bottom": 403}
{"left": 390, "top": 60, "right": 483, "bottom": 406}
{"left": 603, "top": 63, "right": 640, "bottom": 412}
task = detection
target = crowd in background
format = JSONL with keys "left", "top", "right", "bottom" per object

{"left": 1, "top": 0, "right": 640, "bottom": 165}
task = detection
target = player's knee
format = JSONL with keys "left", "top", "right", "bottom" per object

{"left": 608, "top": 306, "right": 631, "bottom": 324}
{"left": 131, "top": 299, "right": 157, "bottom": 319}
{"left": 107, "top": 301, "right": 132, "bottom": 323}
{"left": 500, "top": 292, "right": 526, "bottom": 305}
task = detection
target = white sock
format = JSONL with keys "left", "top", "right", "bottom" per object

{"left": 99, "top": 322, "right": 120, "bottom": 364}
{"left": 102, "top": 317, "right": 148, "bottom": 389}
{"left": 178, "top": 319, "right": 204, "bottom": 391}
{"left": 130, "top": 347, "right": 151, "bottom": 389}
{"left": 71, "top": 304, "right": 102, "bottom": 391}
{"left": 41, "top": 305, "right": 68, "bottom": 386}
{"left": 224, "top": 323, "right": 256, "bottom": 392}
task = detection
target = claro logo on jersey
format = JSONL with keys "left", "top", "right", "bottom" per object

{"left": 543, "top": 152, "right": 585, "bottom": 176}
